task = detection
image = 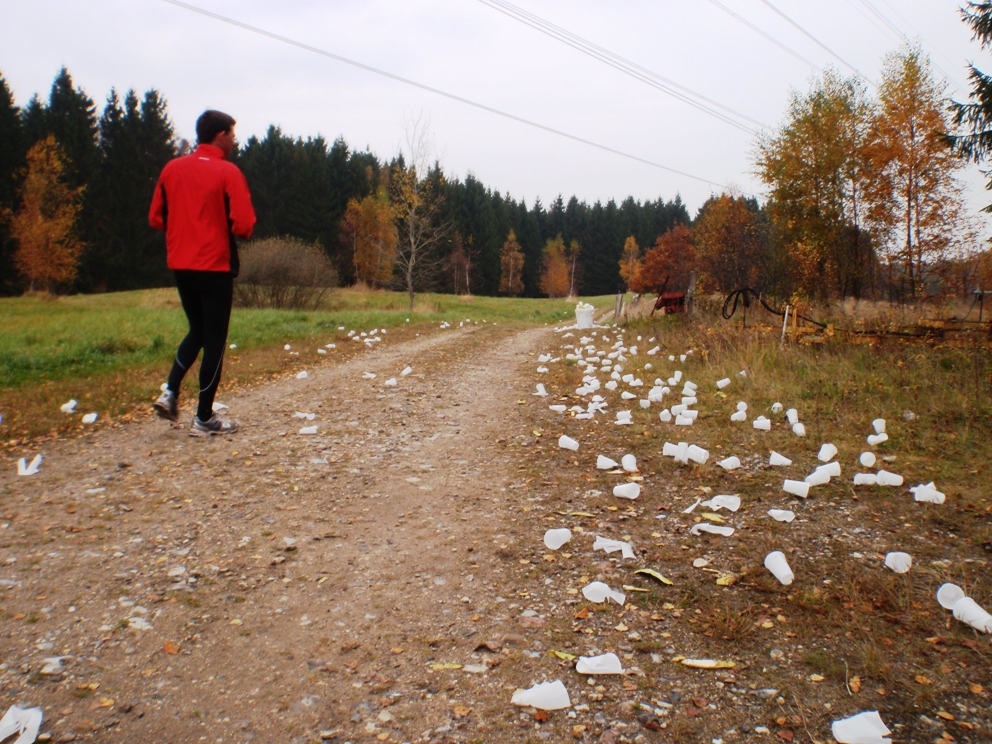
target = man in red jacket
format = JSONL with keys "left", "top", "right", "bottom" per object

{"left": 149, "top": 110, "right": 256, "bottom": 436}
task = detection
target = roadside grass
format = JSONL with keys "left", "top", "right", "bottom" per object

{"left": 512, "top": 313, "right": 992, "bottom": 740}
{"left": 0, "top": 288, "right": 614, "bottom": 445}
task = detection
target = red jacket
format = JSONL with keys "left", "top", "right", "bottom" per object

{"left": 149, "top": 144, "right": 256, "bottom": 272}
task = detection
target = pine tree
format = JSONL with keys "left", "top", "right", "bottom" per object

{"left": 7, "top": 136, "right": 85, "bottom": 293}
{"left": 951, "top": 2, "right": 992, "bottom": 209}
{"left": 0, "top": 72, "right": 26, "bottom": 295}
{"left": 45, "top": 68, "right": 99, "bottom": 191}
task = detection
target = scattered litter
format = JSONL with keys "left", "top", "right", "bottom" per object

{"left": 716, "top": 378, "right": 731, "bottom": 389}
{"left": 767, "top": 509, "right": 795, "bottom": 522}
{"left": 937, "top": 583, "right": 965, "bottom": 610}
{"left": 293, "top": 412, "right": 315, "bottom": 420}
{"left": 686, "top": 444, "right": 709, "bottom": 464}
{"left": 883, "top": 552, "right": 912, "bottom": 573}
{"left": 510, "top": 680, "right": 571, "bottom": 710}
{"left": 17, "top": 455, "right": 42, "bottom": 476}
{"left": 582, "top": 581, "right": 625, "bottom": 605}
{"left": 682, "top": 498, "right": 701, "bottom": 514}
{"left": 771, "top": 402, "right": 783, "bottom": 413}
{"left": 690, "top": 523, "right": 735, "bottom": 537}
{"left": 362, "top": 372, "right": 376, "bottom": 379}
{"left": 384, "top": 378, "right": 398, "bottom": 387}
{"left": 127, "top": 617, "right": 152, "bottom": 630}
{"left": 764, "top": 550, "right": 794, "bottom": 585}
{"left": 635, "top": 568, "right": 674, "bottom": 585}
{"left": 768, "top": 451, "right": 792, "bottom": 467}
{"left": 867, "top": 432, "right": 888, "bottom": 446}
{"left": 831, "top": 711, "right": 891, "bottom": 744}
{"left": 593, "top": 536, "right": 635, "bottom": 560}
{"left": 859, "top": 451, "right": 876, "bottom": 467}
{"left": 544, "top": 529, "right": 572, "bottom": 550}
{"left": 792, "top": 423, "right": 806, "bottom": 436}
{"left": 875, "top": 470, "right": 903, "bottom": 487}
{"left": 717, "top": 456, "right": 741, "bottom": 470}
{"left": 701, "top": 495, "right": 740, "bottom": 512}
{"left": 612, "top": 483, "right": 640, "bottom": 500}
{"left": 786, "top": 408, "right": 799, "bottom": 425}
{"left": 872, "top": 419, "right": 886, "bottom": 434}
{"left": 296, "top": 371, "right": 308, "bottom": 379}
{"left": 752, "top": 416, "right": 771, "bottom": 431}
{"left": 817, "top": 443, "right": 837, "bottom": 462}
{"left": 576, "top": 653, "right": 624, "bottom": 675}
{"left": 284, "top": 344, "right": 291, "bottom": 351}
{"left": 61, "top": 399, "right": 77, "bottom": 413}
{"left": 680, "top": 658, "right": 735, "bottom": 669}
{"left": 81, "top": 412, "right": 97, "bottom": 424}
{"left": 782, "top": 479, "right": 809, "bottom": 498}
{"left": 401, "top": 366, "right": 413, "bottom": 376}
{"left": 910, "top": 482, "right": 944, "bottom": 503}
{"left": 0, "top": 704, "right": 43, "bottom": 744}
{"left": 299, "top": 426, "right": 318, "bottom": 435}
{"left": 730, "top": 410, "right": 747, "bottom": 422}
{"left": 596, "top": 455, "right": 619, "bottom": 470}
{"left": 534, "top": 383, "right": 548, "bottom": 397}
{"left": 549, "top": 405, "right": 567, "bottom": 413}
{"left": 558, "top": 435, "right": 579, "bottom": 451}
{"left": 621, "top": 454, "right": 638, "bottom": 472}
{"left": 853, "top": 473, "right": 877, "bottom": 485}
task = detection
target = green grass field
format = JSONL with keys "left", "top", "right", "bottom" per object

{"left": 0, "top": 288, "right": 616, "bottom": 390}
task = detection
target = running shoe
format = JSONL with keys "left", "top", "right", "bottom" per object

{"left": 190, "top": 414, "right": 239, "bottom": 437}
{"left": 153, "top": 389, "right": 179, "bottom": 422}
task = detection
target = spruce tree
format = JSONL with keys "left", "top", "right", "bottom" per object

{"left": 0, "top": 72, "right": 25, "bottom": 294}
{"left": 46, "top": 68, "right": 98, "bottom": 191}
{"left": 951, "top": 2, "right": 992, "bottom": 209}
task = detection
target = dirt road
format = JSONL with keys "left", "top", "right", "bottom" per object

{"left": 0, "top": 324, "right": 577, "bottom": 744}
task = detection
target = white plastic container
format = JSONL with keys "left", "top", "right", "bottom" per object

{"left": 558, "top": 435, "right": 579, "bottom": 451}
{"left": 859, "top": 452, "right": 876, "bottom": 467}
{"left": 769, "top": 451, "right": 792, "bottom": 467}
{"left": 544, "top": 528, "right": 572, "bottom": 550}
{"left": 613, "top": 482, "right": 640, "bottom": 499}
{"left": 752, "top": 416, "right": 771, "bottom": 431}
{"left": 817, "top": 443, "right": 837, "bottom": 462}
{"left": 764, "top": 550, "right": 794, "bottom": 585}
{"left": 783, "top": 479, "right": 810, "bottom": 498}
{"left": 621, "top": 454, "right": 638, "bottom": 472}
{"left": 596, "top": 455, "right": 619, "bottom": 470}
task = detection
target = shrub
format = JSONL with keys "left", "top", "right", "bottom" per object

{"left": 234, "top": 237, "right": 338, "bottom": 310}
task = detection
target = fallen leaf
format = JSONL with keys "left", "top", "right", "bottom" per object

{"left": 429, "top": 663, "right": 462, "bottom": 671}
{"left": 716, "top": 574, "right": 738, "bottom": 586}
{"left": 684, "top": 705, "right": 700, "bottom": 717}
{"left": 533, "top": 710, "right": 549, "bottom": 722}
{"left": 615, "top": 623, "right": 628, "bottom": 631}
{"left": 701, "top": 512, "right": 726, "bottom": 523}
{"left": 622, "top": 585, "right": 650, "bottom": 592}
{"left": 777, "top": 729, "right": 794, "bottom": 742}
{"left": 810, "top": 674, "right": 825, "bottom": 682}
{"left": 551, "top": 650, "right": 576, "bottom": 661}
{"left": 916, "top": 675, "right": 932, "bottom": 685}
{"left": 453, "top": 705, "right": 471, "bottom": 718}
{"left": 680, "top": 658, "right": 735, "bottom": 669}
{"left": 635, "top": 568, "right": 673, "bottom": 585}
{"left": 968, "top": 683, "right": 983, "bottom": 694}
{"left": 574, "top": 608, "right": 589, "bottom": 620}
{"left": 937, "top": 711, "right": 954, "bottom": 721}
{"left": 622, "top": 680, "right": 638, "bottom": 691}
{"left": 850, "top": 676, "right": 862, "bottom": 693}
{"left": 692, "top": 697, "right": 708, "bottom": 707}
{"left": 163, "top": 641, "right": 179, "bottom": 655}
{"left": 390, "top": 647, "right": 404, "bottom": 655}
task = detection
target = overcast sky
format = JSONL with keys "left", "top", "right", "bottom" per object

{"left": 2, "top": 0, "right": 990, "bottom": 219}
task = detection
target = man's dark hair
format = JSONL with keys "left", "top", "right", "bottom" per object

{"left": 196, "top": 110, "right": 236, "bottom": 145}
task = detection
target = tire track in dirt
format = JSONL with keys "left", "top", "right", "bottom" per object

{"left": 0, "top": 323, "right": 556, "bottom": 743}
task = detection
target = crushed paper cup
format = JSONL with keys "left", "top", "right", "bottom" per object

{"left": 853, "top": 473, "right": 877, "bottom": 485}
{"left": 764, "top": 550, "right": 794, "bottom": 585}
{"left": 593, "top": 536, "right": 635, "bottom": 560}
{"left": 299, "top": 426, "right": 318, "bottom": 435}
{"left": 675, "top": 415, "right": 694, "bottom": 426}
{"left": 0, "top": 704, "right": 43, "bottom": 744}
{"left": 639, "top": 399, "right": 650, "bottom": 409}
{"left": 296, "top": 371, "right": 308, "bottom": 379}
{"left": 362, "top": 371, "right": 376, "bottom": 379}
{"left": 621, "top": 454, "right": 638, "bottom": 472}
{"left": 771, "top": 402, "right": 783, "bottom": 413}
{"left": 690, "top": 523, "right": 735, "bottom": 537}
{"left": 681, "top": 396, "right": 697, "bottom": 406}
{"left": 16, "top": 455, "right": 42, "bottom": 477}
{"left": 937, "top": 583, "right": 965, "bottom": 610}
{"left": 736, "top": 401, "right": 747, "bottom": 412}
{"left": 576, "top": 653, "right": 624, "bottom": 675}
{"left": 621, "top": 391, "right": 636, "bottom": 400}
{"left": 817, "top": 443, "right": 837, "bottom": 462}
{"left": 831, "top": 710, "right": 891, "bottom": 744}
{"left": 859, "top": 452, "right": 876, "bottom": 467}
{"left": 401, "top": 366, "right": 413, "bottom": 376}
{"left": 613, "top": 483, "right": 640, "bottom": 500}
{"left": 534, "top": 383, "right": 548, "bottom": 397}
{"left": 730, "top": 411, "right": 747, "bottom": 422}
{"left": 768, "top": 509, "right": 795, "bottom": 522}
{"left": 805, "top": 469, "right": 831, "bottom": 486}
{"left": 701, "top": 494, "right": 740, "bottom": 512}
{"left": 511, "top": 680, "right": 571, "bottom": 710}
{"left": 680, "top": 409, "right": 699, "bottom": 421}
{"left": 717, "top": 456, "right": 741, "bottom": 470}
{"left": 544, "top": 528, "right": 572, "bottom": 550}
{"left": 786, "top": 408, "right": 799, "bottom": 425}
{"left": 61, "top": 399, "right": 77, "bottom": 413}
{"left": 875, "top": 470, "right": 903, "bottom": 487}
{"left": 81, "top": 413, "right": 97, "bottom": 424}
{"left": 293, "top": 412, "right": 316, "bottom": 420}
{"left": 716, "top": 378, "right": 731, "bottom": 389}
{"left": 883, "top": 552, "right": 911, "bottom": 573}
{"left": 597, "top": 455, "right": 619, "bottom": 470}
{"left": 792, "top": 423, "right": 806, "bottom": 437}
{"left": 872, "top": 418, "right": 886, "bottom": 434}
{"left": 558, "top": 435, "right": 579, "bottom": 451}
{"left": 682, "top": 497, "right": 701, "bottom": 514}
{"left": 384, "top": 378, "right": 398, "bottom": 387}
{"left": 752, "top": 416, "right": 771, "bottom": 431}
{"left": 768, "top": 451, "right": 792, "bottom": 467}
{"left": 867, "top": 433, "right": 888, "bottom": 446}
{"left": 549, "top": 405, "right": 567, "bottom": 413}
{"left": 582, "top": 581, "right": 625, "bottom": 605}
{"left": 686, "top": 444, "right": 709, "bottom": 464}
{"left": 911, "top": 482, "right": 945, "bottom": 503}
{"left": 783, "top": 479, "right": 810, "bottom": 498}
{"left": 670, "top": 404, "right": 686, "bottom": 416}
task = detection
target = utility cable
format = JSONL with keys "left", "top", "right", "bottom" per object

{"left": 754, "top": 0, "right": 877, "bottom": 86}
{"left": 478, "top": 0, "right": 763, "bottom": 134}
{"left": 158, "top": 0, "right": 733, "bottom": 189}
{"left": 704, "top": 0, "right": 822, "bottom": 72}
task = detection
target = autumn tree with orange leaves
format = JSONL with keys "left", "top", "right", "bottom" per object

{"left": 7, "top": 136, "right": 85, "bottom": 293}
{"left": 694, "top": 195, "right": 766, "bottom": 293}
{"left": 629, "top": 224, "right": 695, "bottom": 295}
{"left": 618, "top": 236, "right": 641, "bottom": 291}
{"left": 539, "top": 235, "right": 570, "bottom": 298}
{"left": 341, "top": 186, "right": 397, "bottom": 288}
{"left": 499, "top": 229, "right": 524, "bottom": 295}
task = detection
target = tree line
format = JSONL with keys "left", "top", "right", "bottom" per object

{"left": 3, "top": 38, "right": 992, "bottom": 304}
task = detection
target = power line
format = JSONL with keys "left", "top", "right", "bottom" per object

{"left": 478, "top": 0, "right": 763, "bottom": 134}
{"left": 704, "top": 0, "right": 822, "bottom": 72}
{"left": 754, "top": 0, "right": 877, "bottom": 86}
{"left": 158, "top": 0, "right": 732, "bottom": 189}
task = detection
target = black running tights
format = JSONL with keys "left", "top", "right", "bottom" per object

{"left": 167, "top": 270, "right": 233, "bottom": 421}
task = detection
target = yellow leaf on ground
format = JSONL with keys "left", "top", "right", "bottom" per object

{"left": 551, "top": 650, "right": 576, "bottom": 661}
{"left": 622, "top": 585, "right": 649, "bottom": 593}
{"left": 429, "top": 663, "right": 462, "bottom": 671}
{"left": 916, "top": 675, "right": 932, "bottom": 685}
{"left": 635, "top": 568, "right": 674, "bottom": 585}
{"left": 681, "top": 659, "right": 735, "bottom": 669}
{"left": 936, "top": 711, "right": 954, "bottom": 721}
{"left": 453, "top": 705, "right": 471, "bottom": 718}
{"left": 163, "top": 641, "right": 179, "bottom": 655}
{"left": 810, "top": 674, "right": 825, "bottom": 682}
{"left": 701, "top": 512, "right": 725, "bottom": 523}
{"left": 716, "top": 574, "right": 738, "bottom": 586}
{"left": 969, "top": 683, "right": 984, "bottom": 694}
{"left": 850, "top": 676, "right": 862, "bottom": 693}
{"left": 615, "top": 623, "right": 628, "bottom": 631}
